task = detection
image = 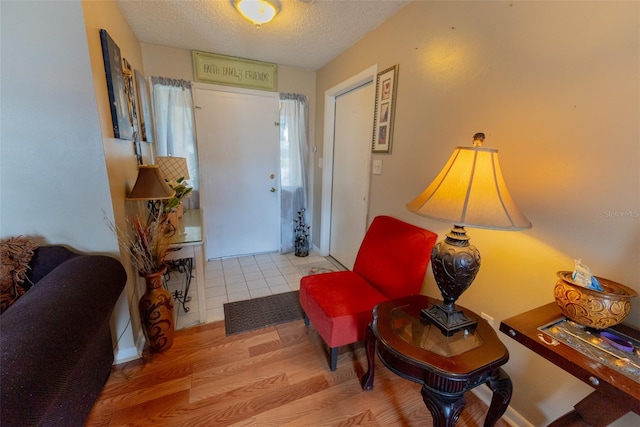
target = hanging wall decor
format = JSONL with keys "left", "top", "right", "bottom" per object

{"left": 99, "top": 29, "right": 133, "bottom": 141}
{"left": 372, "top": 65, "right": 399, "bottom": 153}
{"left": 135, "top": 70, "right": 153, "bottom": 143}
{"left": 192, "top": 50, "right": 277, "bottom": 92}
{"left": 122, "top": 58, "right": 142, "bottom": 164}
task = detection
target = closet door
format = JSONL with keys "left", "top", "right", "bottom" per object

{"left": 329, "top": 82, "right": 374, "bottom": 269}
{"left": 194, "top": 87, "right": 280, "bottom": 259}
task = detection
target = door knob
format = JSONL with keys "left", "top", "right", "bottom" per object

{"left": 270, "top": 187, "right": 277, "bottom": 193}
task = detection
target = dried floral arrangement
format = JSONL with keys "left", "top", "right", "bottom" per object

{"left": 106, "top": 213, "right": 169, "bottom": 276}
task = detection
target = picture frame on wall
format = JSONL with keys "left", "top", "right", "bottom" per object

{"left": 372, "top": 65, "right": 399, "bottom": 153}
{"left": 99, "top": 29, "right": 133, "bottom": 141}
{"left": 135, "top": 70, "right": 153, "bottom": 143}
{"left": 122, "top": 58, "right": 142, "bottom": 164}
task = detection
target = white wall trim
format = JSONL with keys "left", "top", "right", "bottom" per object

{"left": 192, "top": 81, "right": 280, "bottom": 99}
{"left": 471, "top": 386, "right": 534, "bottom": 427}
{"left": 319, "top": 64, "right": 378, "bottom": 255}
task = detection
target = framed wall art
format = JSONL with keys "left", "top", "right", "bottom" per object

{"left": 99, "top": 29, "right": 133, "bottom": 140}
{"left": 372, "top": 65, "right": 399, "bottom": 153}
{"left": 192, "top": 50, "right": 278, "bottom": 92}
{"left": 135, "top": 70, "right": 153, "bottom": 143}
{"left": 122, "top": 58, "right": 142, "bottom": 164}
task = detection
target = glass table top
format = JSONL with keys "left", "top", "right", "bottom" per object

{"left": 166, "top": 209, "right": 203, "bottom": 245}
{"left": 390, "top": 305, "right": 484, "bottom": 358}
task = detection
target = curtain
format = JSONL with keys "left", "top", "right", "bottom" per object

{"left": 150, "top": 77, "right": 199, "bottom": 209}
{"left": 279, "top": 93, "right": 309, "bottom": 253}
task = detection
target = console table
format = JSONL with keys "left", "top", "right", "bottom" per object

{"left": 500, "top": 303, "right": 640, "bottom": 426}
{"left": 361, "top": 295, "right": 512, "bottom": 426}
{"left": 164, "top": 209, "right": 207, "bottom": 323}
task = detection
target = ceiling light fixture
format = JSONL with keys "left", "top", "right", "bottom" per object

{"left": 235, "top": 0, "right": 279, "bottom": 27}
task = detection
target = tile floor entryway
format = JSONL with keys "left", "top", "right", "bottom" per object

{"left": 166, "top": 251, "right": 343, "bottom": 330}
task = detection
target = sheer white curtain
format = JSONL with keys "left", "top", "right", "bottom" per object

{"left": 279, "top": 94, "right": 309, "bottom": 253}
{"left": 150, "top": 77, "right": 199, "bottom": 208}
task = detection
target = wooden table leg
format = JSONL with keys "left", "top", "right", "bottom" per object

{"left": 421, "top": 385, "right": 466, "bottom": 427}
{"left": 484, "top": 368, "right": 512, "bottom": 427}
{"left": 360, "top": 324, "right": 376, "bottom": 390}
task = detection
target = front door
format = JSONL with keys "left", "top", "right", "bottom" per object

{"left": 194, "top": 87, "right": 280, "bottom": 259}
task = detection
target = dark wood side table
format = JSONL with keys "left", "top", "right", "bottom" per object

{"left": 360, "top": 295, "right": 512, "bottom": 427}
{"left": 500, "top": 302, "right": 640, "bottom": 426}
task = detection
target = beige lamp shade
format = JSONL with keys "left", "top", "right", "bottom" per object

{"left": 407, "top": 145, "right": 532, "bottom": 231}
{"left": 156, "top": 156, "right": 190, "bottom": 182}
{"left": 127, "top": 165, "right": 175, "bottom": 200}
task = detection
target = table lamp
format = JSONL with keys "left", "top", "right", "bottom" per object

{"left": 156, "top": 156, "right": 190, "bottom": 183}
{"left": 127, "top": 164, "right": 175, "bottom": 221}
{"left": 127, "top": 165, "right": 175, "bottom": 201}
{"left": 407, "top": 133, "right": 532, "bottom": 335}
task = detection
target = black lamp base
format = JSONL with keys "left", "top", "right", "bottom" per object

{"left": 427, "top": 225, "right": 481, "bottom": 336}
{"left": 421, "top": 304, "right": 477, "bottom": 337}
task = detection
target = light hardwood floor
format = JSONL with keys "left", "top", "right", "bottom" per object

{"left": 87, "top": 319, "right": 511, "bottom": 426}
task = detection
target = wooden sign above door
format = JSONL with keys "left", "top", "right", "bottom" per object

{"left": 192, "top": 51, "right": 277, "bottom": 92}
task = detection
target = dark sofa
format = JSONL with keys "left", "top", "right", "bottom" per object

{"left": 1, "top": 246, "right": 126, "bottom": 426}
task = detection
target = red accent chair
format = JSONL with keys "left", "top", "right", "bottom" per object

{"left": 299, "top": 215, "right": 438, "bottom": 370}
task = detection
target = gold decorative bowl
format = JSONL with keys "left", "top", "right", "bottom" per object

{"left": 554, "top": 271, "right": 637, "bottom": 329}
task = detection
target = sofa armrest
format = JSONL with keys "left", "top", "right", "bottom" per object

{"left": 1, "top": 254, "right": 127, "bottom": 425}
{"left": 25, "top": 245, "right": 78, "bottom": 288}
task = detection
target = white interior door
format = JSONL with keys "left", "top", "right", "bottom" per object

{"left": 329, "top": 82, "right": 374, "bottom": 269}
{"left": 194, "top": 87, "right": 280, "bottom": 259}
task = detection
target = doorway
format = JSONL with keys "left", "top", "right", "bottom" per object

{"left": 194, "top": 86, "right": 280, "bottom": 259}
{"left": 320, "top": 66, "right": 377, "bottom": 269}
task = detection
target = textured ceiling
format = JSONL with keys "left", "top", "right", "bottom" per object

{"left": 117, "top": 0, "right": 411, "bottom": 70}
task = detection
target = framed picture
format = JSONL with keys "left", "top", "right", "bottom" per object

{"left": 99, "top": 29, "right": 133, "bottom": 140}
{"left": 135, "top": 70, "right": 153, "bottom": 143}
{"left": 122, "top": 58, "right": 142, "bottom": 164}
{"left": 372, "top": 65, "right": 399, "bottom": 153}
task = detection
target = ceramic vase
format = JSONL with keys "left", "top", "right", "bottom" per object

{"left": 139, "top": 268, "right": 174, "bottom": 352}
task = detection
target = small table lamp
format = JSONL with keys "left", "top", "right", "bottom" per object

{"left": 156, "top": 156, "right": 190, "bottom": 183}
{"left": 407, "top": 133, "right": 532, "bottom": 335}
{"left": 127, "top": 165, "right": 175, "bottom": 201}
{"left": 127, "top": 165, "right": 175, "bottom": 221}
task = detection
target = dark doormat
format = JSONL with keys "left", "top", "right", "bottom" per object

{"left": 223, "top": 291, "right": 304, "bottom": 336}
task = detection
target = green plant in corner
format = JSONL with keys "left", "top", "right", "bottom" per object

{"left": 162, "top": 177, "right": 193, "bottom": 213}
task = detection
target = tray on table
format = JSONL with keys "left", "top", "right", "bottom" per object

{"left": 539, "top": 318, "right": 640, "bottom": 384}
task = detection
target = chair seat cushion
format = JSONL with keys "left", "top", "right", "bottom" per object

{"left": 299, "top": 271, "right": 389, "bottom": 348}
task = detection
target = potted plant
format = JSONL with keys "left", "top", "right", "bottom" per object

{"left": 163, "top": 177, "right": 192, "bottom": 218}
{"left": 107, "top": 213, "right": 175, "bottom": 353}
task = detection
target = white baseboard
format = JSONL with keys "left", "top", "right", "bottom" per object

{"left": 471, "top": 385, "right": 534, "bottom": 427}
{"left": 311, "top": 243, "right": 326, "bottom": 256}
{"left": 113, "top": 330, "right": 145, "bottom": 365}
{"left": 113, "top": 345, "right": 140, "bottom": 365}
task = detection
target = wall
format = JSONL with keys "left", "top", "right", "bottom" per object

{"left": 314, "top": 1, "right": 639, "bottom": 425}
{"left": 0, "top": 0, "right": 140, "bottom": 360}
{"left": 81, "top": 0, "right": 152, "bottom": 363}
{"left": 0, "top": 1, "right": 115, "bottom": 252}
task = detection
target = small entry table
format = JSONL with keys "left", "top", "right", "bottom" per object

{"left": 361, "top": 295, "right": 512, "bottom": 427}
{"left": 164, "top": 209, "right": 207, "bottom": 323}
{"left": 500, "top": 303, "right": 640, "bottom": 426}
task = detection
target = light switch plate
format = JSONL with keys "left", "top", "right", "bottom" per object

{"left": 372, "top": 159, "right": 383, "bottom": 175}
